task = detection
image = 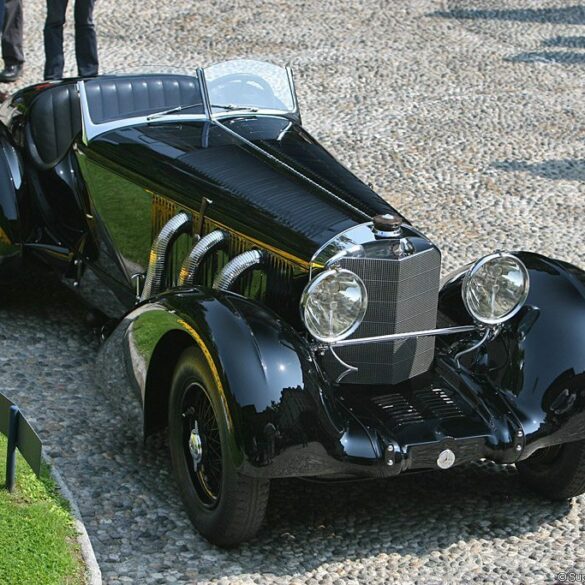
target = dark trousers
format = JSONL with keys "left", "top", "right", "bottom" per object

{"left": 2, "top": 0, "right": 24, "bottom": 66}
{"left": 0, "top": 0, "right": 4, "bottom": 33}
{"left": 44, "top": 0, "right": 98, "bottom": 79}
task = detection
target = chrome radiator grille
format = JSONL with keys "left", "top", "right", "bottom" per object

{"left": 324, "top": 246, "right": 441, "bottom": 385}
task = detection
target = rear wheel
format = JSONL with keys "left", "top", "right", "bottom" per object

{"left": 517, "top": 439, "right": 585, "bottom": 500}
{"left": 168, "top": 347, "right": 269, "bottom": 547}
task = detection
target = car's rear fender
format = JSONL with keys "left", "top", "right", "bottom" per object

{"left": 96, "top": 287, "right": 367, "bottom": 477}
{"left": 0, "top": 123, "right": 25, "bottom": 272}
{"left": 438, "top": 252, "right": 585, "bottom": 459}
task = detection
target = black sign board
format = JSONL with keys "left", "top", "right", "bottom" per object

{"left": 0, "top": 393, "right": 42, "bottom": 478}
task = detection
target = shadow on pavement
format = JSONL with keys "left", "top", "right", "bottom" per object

{"left": 543, "top": 35, "right": 585, "bottom": 48}
{"left": 202, "top": 462, "right": 572, "bottom": 579}
{"left": 430, "top": 5, "right": 585, "bottom": 25}
{"left": 505, "top": 51, "right": 585, "bottom": 64}
{"left": 142, "top": 429, "right": 574, "bottom": 580}
{"left": 492, "top": 159, "right": 585, "bottom": 183}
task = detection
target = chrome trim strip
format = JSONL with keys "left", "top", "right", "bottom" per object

{"left": 440, "top": 262, "right": 474, "bottom": 290}
{"left": 310, "top": 221, "right": 373, "bottom": 277}
{"left": 197, "top": 67, "right": 212, "bottom": 118}
{"left": 328, "top": 325, "right": 478, "bottom": 348}
{"left": 211, "top": 109, "right": 297, "bottom": 120}
{"left": 286, "top": 65, "right": 301, "bottom": 117}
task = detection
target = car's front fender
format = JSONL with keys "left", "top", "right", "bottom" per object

{"left": 439, "top": 252, "right": 585, "bottom": 458}
{"left": 96, "top": 287, "right": 369, "bottom": 477}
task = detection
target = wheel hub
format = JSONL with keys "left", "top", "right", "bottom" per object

{"left": 188, "top": 421, "right": 203, "bottom": 470}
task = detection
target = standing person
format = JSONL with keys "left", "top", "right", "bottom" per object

{"left": 0, "top": 0, "right": 4, "bottom": 97}
{"left": 44, "top": 0, "right": 98, "bottom": 80}
{"left": 0, "top": 0, "right": 25, "bottom": 83}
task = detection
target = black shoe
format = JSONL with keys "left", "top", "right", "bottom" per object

{"left": 0, "top": 64, "right": 23, "bottom": 83}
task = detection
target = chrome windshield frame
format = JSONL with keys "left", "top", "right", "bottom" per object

{"left": 204, "top": 58, "right": 300, "bottom": 119}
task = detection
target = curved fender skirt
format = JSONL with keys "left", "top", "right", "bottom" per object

{"left": 439, "top": 252, "right": 585, "bottom": 461}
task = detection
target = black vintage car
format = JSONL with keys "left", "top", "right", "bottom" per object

{"left": 1, "top": 59, "right": 585, "bottom": 546}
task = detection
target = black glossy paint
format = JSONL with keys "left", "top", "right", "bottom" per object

{"left": 2, "top": 77, "right": 585, "bottom": 480}
{"left": 78, "top": 117, "right": 393, "bottom": 267}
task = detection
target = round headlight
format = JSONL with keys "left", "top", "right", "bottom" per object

{"left": 301, "top": 268, "right": 367, "bottom": 342}
{"left": 462, "top": 252, "right": 530, "bottom": 326}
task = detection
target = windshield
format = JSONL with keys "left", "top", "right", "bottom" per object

{"left": 204, "top": 59, "right": 297, "bottom": 114}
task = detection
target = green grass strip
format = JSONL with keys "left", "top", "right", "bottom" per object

{"left": 0, "top": 434, "right": 85, "bottom": 585}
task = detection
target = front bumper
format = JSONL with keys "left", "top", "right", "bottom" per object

{"left": 331, "top": 368, "right": 525, "bottom": 478}
{"left": 242, "top": 361, "right": 533, "bottom": 480}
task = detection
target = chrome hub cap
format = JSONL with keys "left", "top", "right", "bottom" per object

{"left": 181, "top": 383, "right": 222, "bottom": 508}
{"left": 188, "top": 421, "right": 203, "bottom": 470}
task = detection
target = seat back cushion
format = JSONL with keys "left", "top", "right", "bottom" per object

{"left": 27, "top": 75, "right": 203, "bottom": 170}
{"left": 84, "top": 75, "right": 203, "bottom": 124}
{"left": 27, "top": 84, "right": 81, "bottom": 170}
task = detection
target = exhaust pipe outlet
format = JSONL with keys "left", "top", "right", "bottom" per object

{"left": 178, "top": 229, "right": 229, "bottom": 286}
{"left": 213, "top": 250, "right": 266, "bottom": 291}
{"left": 141, "top": 212, "right": 192, "bottom": 300}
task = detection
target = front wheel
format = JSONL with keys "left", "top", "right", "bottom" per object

{"left": 516, "top": 439, "right": 585, "bottom": 500}
{"left": 168, "top": 347, "right": 270, "bottom": 547}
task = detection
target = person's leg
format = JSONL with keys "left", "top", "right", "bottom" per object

{"left": 44, "top": 0, "right": 68, "bottom": 80}
{"left": 1, "top": 0, "right": 24, "bottom": 72}
{"left": 0, "top": 0, "right": 5, "bottom": 34}
{"left": 74, "top": 0, "right": 97, "bottom": 77}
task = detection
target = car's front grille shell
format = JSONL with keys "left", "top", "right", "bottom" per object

{"left": 323, "top": 246, "right": 441, "bottom": 385}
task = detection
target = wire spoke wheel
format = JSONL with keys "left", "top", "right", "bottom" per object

{"left": 169, "top": 347, "right": 270, "bottom": 546}
{"left": 181, "top": 382, "right": 222, "bottom": 508}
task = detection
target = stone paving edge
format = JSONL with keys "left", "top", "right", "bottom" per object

{"left": 49, "top": 459, "right": 103, "bottom": 585}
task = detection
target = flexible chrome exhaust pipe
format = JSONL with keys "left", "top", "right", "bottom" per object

{"left": 141, "top": 212, "right": 192, "bottom": 300}
{"left": 213, "top": 250, "right": 266, "bottom": 291}
{"left": 178, "top": 230, "right": 229, "bottom": 286}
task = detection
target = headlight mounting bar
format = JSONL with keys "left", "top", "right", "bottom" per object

{"left": 326, "top": 324, "right": 479, "bottom": 348}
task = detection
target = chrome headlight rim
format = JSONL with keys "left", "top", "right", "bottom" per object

{"left": 462, "top": 251, "right": 530, "bottom": 326}
{"left": 300, "top": 267, "right": 368, "bottom": 343}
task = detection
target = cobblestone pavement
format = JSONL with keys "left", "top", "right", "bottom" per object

{"left": 1, "top": 0, "right": 585, "bottom": 584}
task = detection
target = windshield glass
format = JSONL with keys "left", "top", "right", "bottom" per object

{"left": 204, "top": 59, "right": 296, "bottom": 114}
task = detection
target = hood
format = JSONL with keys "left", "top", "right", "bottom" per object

{"left": 83, "top": 116, "right": 396, "bottom": 264}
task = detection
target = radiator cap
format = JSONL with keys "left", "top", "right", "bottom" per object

{"left": 373, "top": 213, "right": 402, "bottom": 237}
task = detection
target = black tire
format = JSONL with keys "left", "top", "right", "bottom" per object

{"left": 516, "top": 439, "right": 585, "bottom": 500}
{"left": 168, "top": 346, "right": 269, "bottom": 547}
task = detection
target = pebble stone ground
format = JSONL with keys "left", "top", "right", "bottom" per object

{"left": 1, "top": 0, "right": 585, "bottom": 584}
